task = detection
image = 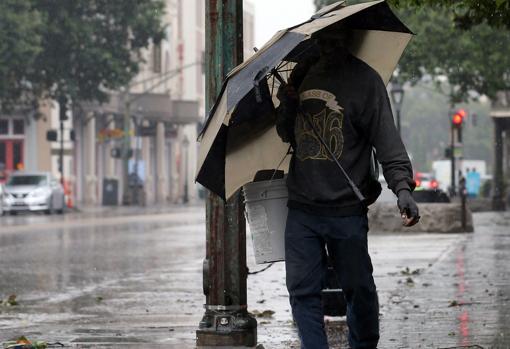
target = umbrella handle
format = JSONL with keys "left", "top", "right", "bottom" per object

{"left": 272, "top": 70, "right": 366, "bottom": 203}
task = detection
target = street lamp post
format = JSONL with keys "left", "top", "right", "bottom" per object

{"left": 390, "top": 81, "right": 404, "bottom": 135}
{"left": 182, "top": 136, "right": 189, "bottom": 204}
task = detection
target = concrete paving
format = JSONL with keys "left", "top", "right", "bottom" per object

{"left": 0, "top": 205, "right": 508, "bottom": 348}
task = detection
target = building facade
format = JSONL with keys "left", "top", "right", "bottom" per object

{"left": 1, "top": 0, "right": 255, "bottom": 207}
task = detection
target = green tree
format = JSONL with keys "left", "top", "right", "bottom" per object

{"left": 316, "top": 0, "right": 510, "bottom": 29}
{"left": 396, "top": 7, "right": 510, "bottom": 104}
{"left": 314, "top": 0, "right": 510, "bottom": 104}
{"left": 0, "top": 0, "right": 42, "bottom": 111}
{"left": 30, "top": 0, "right": 166, "bottom": 110}
{"left": 391, "top": 0, "right": 510, "bottom": 29}
{"left": 0, "top": 1, "right": 166, "bottom": 113}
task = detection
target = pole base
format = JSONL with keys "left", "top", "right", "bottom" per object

{"left": 196, "top": 309, "right": 257, "bottom": 347}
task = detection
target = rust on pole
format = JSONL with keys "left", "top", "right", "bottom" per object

{"left": 197, "top": 0, "right": 257, "bottom": 346}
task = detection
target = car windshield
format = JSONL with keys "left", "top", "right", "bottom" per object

{"left": 7, "top": 175, "right": 47, "bottom": 186}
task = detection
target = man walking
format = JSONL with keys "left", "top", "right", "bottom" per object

{"left": 277, "top": 28, "right": 420, "bottom": 349}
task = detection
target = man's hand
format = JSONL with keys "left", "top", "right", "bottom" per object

{"left": 397, "top": 190, "right": 420, "bottom": 227}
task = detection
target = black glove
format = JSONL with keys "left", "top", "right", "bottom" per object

{"left": 397, "top": 189, "right": 420, "bottom": 227}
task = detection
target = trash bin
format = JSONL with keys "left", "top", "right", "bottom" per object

{"left": 103, "top": 178, "right": 119, "bottom": 206}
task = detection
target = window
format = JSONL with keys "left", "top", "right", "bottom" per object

{"left": 13, "top": 142, "right": 23, "bottom": 170}
{"left": 13, "top": 119, "right": 24, "bottom": 135}
{"left": 153, "top": 43, "right": 162, "bottom": 73}
{"left": 0, "top": 119, "right": 8, "bottom": 134}
{"left": 8, "top": 175, "right": 47, "bottom": 186}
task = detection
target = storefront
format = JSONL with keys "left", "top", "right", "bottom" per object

{"left": 74, "top": 92, "right": 200, "bottom": 206}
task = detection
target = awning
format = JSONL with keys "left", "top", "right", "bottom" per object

{"left": 78, "top": 93, "right": 201, "bottom": 125}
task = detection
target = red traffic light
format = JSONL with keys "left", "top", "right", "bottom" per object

{"left": 452, "top": 109, "right": 467, "bottom": 126}
{"left": 452, "top": 113, "right": 463, "bottom": 125}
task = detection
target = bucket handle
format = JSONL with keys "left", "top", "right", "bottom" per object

{"left": 261, "top": 145, "right": 292, "bottom": 199}
{"left": 269, "top": 145, "right": 292, "bottom": 183}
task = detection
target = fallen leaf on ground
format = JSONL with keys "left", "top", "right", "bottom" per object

{"left": 401, "top": 267, "right": 421, "bottom": 276}
{"left": 251, "top": 310, "right": 275, "bottom": 318}
{"left": 1, "top": 294, "right": 19, "bottom": 307}
{"left": 449, "top": 300, "right": 459, "bottom": 307}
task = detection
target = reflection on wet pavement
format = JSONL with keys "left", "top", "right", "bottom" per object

{"left": 0, "top": 208, "right": 509, "bottom": 348}
{"left": 378, "top": 212, "right": 510, "bottom": 349}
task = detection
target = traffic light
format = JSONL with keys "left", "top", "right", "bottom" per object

{"left": 46, "top": 130, "right": 58, "bottom": 142}
{"left": 452, "top": 109, "right": 467, "bottom": 127}
{"left": 452, "top": 109, "right": 467, "bottom": 142}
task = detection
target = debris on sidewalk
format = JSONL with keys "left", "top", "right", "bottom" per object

{"left": 1, "top": 294, "right": 18, "bottom": 307}
{"left": 400, "top": 267, "right": 421, "bottom": 276}
{"left": 250, "top": 309, "right": 275, "bottom": 318}
{"left": 2, "top": 336, "right": 64, "bottom": 349}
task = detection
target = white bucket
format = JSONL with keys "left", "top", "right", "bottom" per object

{"left": 243, "top": 178, "right": 288, "bottom": 264}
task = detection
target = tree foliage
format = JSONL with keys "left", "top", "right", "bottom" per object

{"left": 391, "top": 0, "right": 510, "bottom": 30}
{"left": 314, "top": 0, "right": 510, "bottom": 103}
{"left": 31, "top": 0, "right": 166, "bottom": 105}
{"left": 0, "top": 0, "right": 42, "bottom": 111}
{"left": 316, "top": 0, "right": 510, "bottom": 29}
{"left": 396, "top": 7, "right": 510, "bottom": 104}
{"left": 0, "top": 0, "right": 166, "bottom": 112}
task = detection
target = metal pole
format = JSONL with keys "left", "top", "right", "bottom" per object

{"left": 450, "top": 114, "right": 456, "bottom": 197}
{"left": 492, "top": 118, "right": 506, "bottom": 211}
{"left": 183, "top": 142, "right": 189, "bottom": 204}
{"left": 59, "top": 119, "right": 64, "bottom": 186}
{"left": 459, "top": 175, "right": 467, "bottom": 230}
{"left": 197, "top": 0, "right": 256, "bottom": 346}
{"left": 122, "top": 90, "right": 131, "bottom": 205}
{"left": 58, "top": 96, "right": 67, "bottom": 186}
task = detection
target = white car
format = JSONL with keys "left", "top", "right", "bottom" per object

{"left": 2, "top": 172, "right": 66, "bottom": 215}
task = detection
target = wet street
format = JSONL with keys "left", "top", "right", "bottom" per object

{"left": 0, "top": 205, "right": 509, "bottom": 348}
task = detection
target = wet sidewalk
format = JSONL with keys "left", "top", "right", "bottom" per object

{"left": 0, "top": 209, "right": 509, "bottom": 348}
{"left": 378, "top": 211, "right": 510, "bottom": 348}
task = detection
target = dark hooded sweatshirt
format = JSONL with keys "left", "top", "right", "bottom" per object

{"left": 279, "top": 49, "right": 415, "bottom": 216}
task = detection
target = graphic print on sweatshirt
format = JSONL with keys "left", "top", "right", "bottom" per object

{"left": 295, "top": 89, "right": 344, "bottom": 162}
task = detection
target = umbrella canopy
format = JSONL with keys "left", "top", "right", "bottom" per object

{"left": 197, "top": 0, "right": 413, "bottom": 199}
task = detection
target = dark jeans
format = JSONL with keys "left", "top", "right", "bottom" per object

{"left": 285, "top": 208, "right": 379, "bottom": 349}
